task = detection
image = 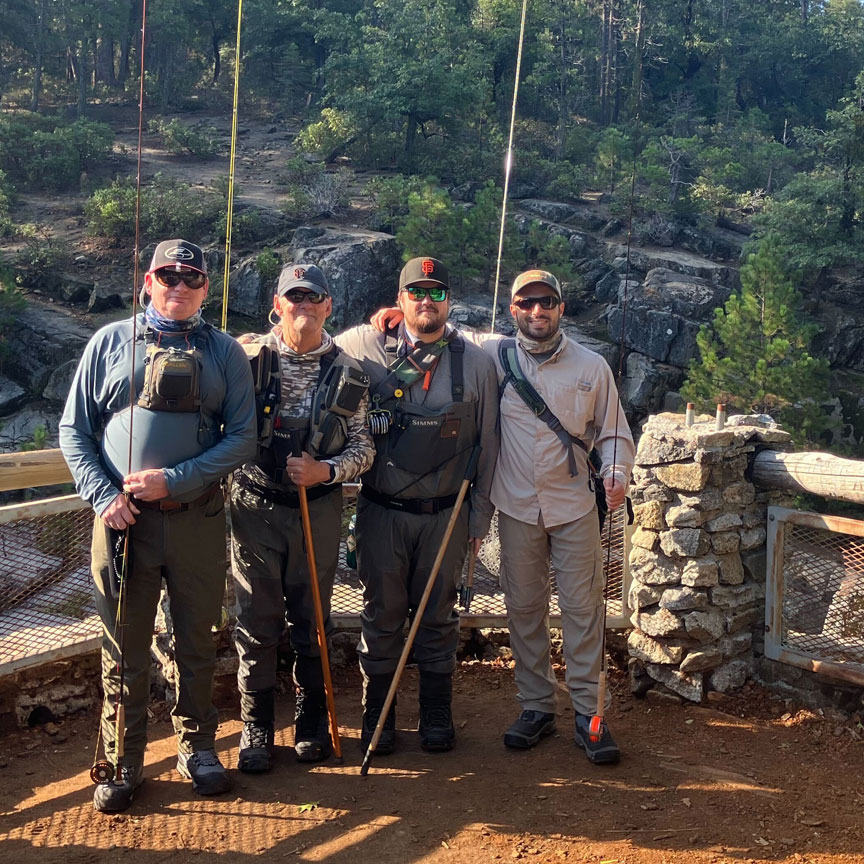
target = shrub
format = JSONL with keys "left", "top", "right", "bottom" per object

{"left": 256, "top": 249, "right": 281, "bottom": 288}
{"left": 86, "top": 174, "right": 222, "bottom": 242}
{"left": 367, "top": 174, "right": 433, "bottom": 232}
{"left": 148, "top": 116, "right": 220, "bottom": 159}
{"left": 0, "top": 256, "right": 25, "bottom": 369}
{"left": 296, "top": 109, "right": 357, "bottom": 159}
{"left": 280, "top": 158, "right": 352, "bottom": 220}
{"left": 14, "top": 225, "right": 71, "bottom": 292}
{"left": 0, "top": 169, "right": 13, "bottom": 236}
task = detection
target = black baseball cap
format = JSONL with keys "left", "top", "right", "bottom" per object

{"left": 277, "top": 263, "right": 330, "bottom": 296}
{"left": 399, "top": 257, "right": 449, "bottom": 291}
{"left": 150, "top": 239, "right": 207, "bottom": 275}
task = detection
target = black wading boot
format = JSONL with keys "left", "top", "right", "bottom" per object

{"left": 238, "top": 688, "right": 275, "bottom": 773}
{"left": 294, "top": 688, "right": 332, "bottom": 762}
{"left": 360, "top": 674, "right": 396, "bottom": 755}
{"left": 418, "top": 671, "right": 455, "bottom": 752}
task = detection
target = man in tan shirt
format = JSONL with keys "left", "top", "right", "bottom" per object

{"left": 371, "top": 268, "right": 633, "bottom": 763}
{"left": 490, "top": 270, "right": 633, "bottom": 764}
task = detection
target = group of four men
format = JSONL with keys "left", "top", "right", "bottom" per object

{"left": 59, "top": 238, "right": 634, "bottom": 814}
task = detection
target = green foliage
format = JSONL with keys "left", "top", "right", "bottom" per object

{"left": 0, "top": 169, "right": 13, "bottom": 237}
{"left": 20, "top": 424, "right": 49, "bottom": 453}
{"left": 367, "top": 174, "right": 432, "bottom": 232}
{"left": 256, "top": 248, "right": 281, "bottom": 290}
{"left": 0, "top": 115, "right": 113, "bottom": 191}
{"left": 682, "top": 242, "right": 830, "bottom": 444}
{"left": 148, "top": 116, "right": 220, "bottom": 159}
{"left": 85, "top": 175, "right": 222, "bottom": 243}
{"left": 14, "top": 225, "right": 71, "bottom": 292}
{"left": 296, "top": 109, "right": 357, "bottom": 159}
{"left": 594, "top": 128, "right": 632, "bottom": 192}
{"left": 0, "top": 256, "right": 25, "bottom": 368}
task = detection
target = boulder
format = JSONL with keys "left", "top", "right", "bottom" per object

{"left": 645, "top": 664, "right": 703, "bottom": 702}
{"left": 58, "top": 273, "right": 94, "bottom": 304}
{"left": 0, "top": 406, "right": 59, "bottom": 451}
{"left": 620, "top": 352, "right": 684, "bottom": 415}
{"left": 607, "top": 268, "right": 734, "bottom": 366}
{"left": 707, "top": 659, "right": 749, "bottom": 693}
{"left": 225, "top": 255, "right": 268, "bottom": 319}
{"left": 42, "top": 359, "right": 79, "bottom": 404}
{"left": 88, "top": 282, "right": 131, "bottom": 313}
{"left": 0, "top": 374, "right": 27, "bottom": 416}
{"left": 5, "top": 300, "right": 92, "bottom": 394}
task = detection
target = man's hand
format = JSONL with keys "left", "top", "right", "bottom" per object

{"left": 284, "top": 452, "right": 331, "bottom": 487}
{"left": 370, "top": 307, "right": 403, "bottom": 333}
{"left": 100, "top": 493, "right": 140, "bottom": 530}
{"left": 236, "top": 333, "right": 256, "bottom": 345}
{"left": 468, "top": 536, "right": 483, "bottom": 556}
{"left": 603, "top": 477, "right": 626, "bottom": 511}
{"left": 123, "top": 469, "right": 169, "bottom": 501}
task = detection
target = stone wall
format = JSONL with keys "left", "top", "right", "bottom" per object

{"left": 626, "top": 412, "right": 792, "bottom": 703}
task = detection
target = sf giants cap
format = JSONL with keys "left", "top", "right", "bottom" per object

{"left": 149, "top": 239, "right": 207, "bottom": 275}
{"left": 277, "top": 263, "right": 330, "bottom": 296}
{"left": 399, "top": 257, "right": 449, "bottom": 291}
{"left": 511, "top": 269, "right": 562, "bottom": 300}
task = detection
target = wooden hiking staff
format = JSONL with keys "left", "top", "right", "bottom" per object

{"left": 298, "top": 485, "right": 344, "bottom": 764}
{"left": 361, "top": 446, "right": 481, "bottom": 776}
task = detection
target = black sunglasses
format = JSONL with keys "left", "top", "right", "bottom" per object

{"left": 513, "top": 295, "right": 560, "bottom": 310}
{"left": 154, "top": 269, "right": 206, "bottom": 289}
{"left": 282, "top": 289, "right": 328, "bottom": 305}
{"left": 403, "top": 285, "right": 448, "bottom": 302}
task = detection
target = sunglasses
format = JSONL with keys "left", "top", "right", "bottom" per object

{"left": 154, "top": 269, "right": 206, "bottom": 289}
{"left": 513, "top": 295, "right": 560, "bottom": 310}
{"left": 403, "top": 285, "right": 448, "bottom": 302}
{"left": 282, "top": 289, "right": 328, "bottom": 305}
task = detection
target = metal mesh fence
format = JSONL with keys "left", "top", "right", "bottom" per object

{"left": 1, "top": 492, "right": 631, "bottom": 671}
{"left": 780, "top": 520, "right": 864, "bottom": 667}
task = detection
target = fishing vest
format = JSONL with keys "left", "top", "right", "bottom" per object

{"left": 243, "top": 333, "right": 369, "bottom": 486}
{"left": 363, "top": 329, "right": 478, "bottom": 500}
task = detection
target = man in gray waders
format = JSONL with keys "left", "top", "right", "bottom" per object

{"left": 231, "top": 264, "right": 374, "bottom": 772}
{"left": 59, "top": 240, "right": 257, "bottom": 812}
{"left": 336, "top": 257, "right": 499, "bottom": 754}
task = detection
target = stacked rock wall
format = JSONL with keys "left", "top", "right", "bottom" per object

{"left": 627, "top": 412, "right": 791, "bottom": 702}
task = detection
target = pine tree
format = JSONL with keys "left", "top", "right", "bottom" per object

{"left": 682, "top": 241, "right": 830, "bottom": 443}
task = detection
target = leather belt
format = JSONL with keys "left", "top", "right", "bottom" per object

{"left": 133, "top": 484, "right": 221, "bottom": 513}
{"left": 237, "top": 473, "right": 340, "bottom": 508}
{"left": 360, "top": 485, "right": 459, "bottom": 515}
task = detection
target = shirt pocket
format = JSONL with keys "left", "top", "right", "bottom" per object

{"left": 547, "top": 384, "right": 593, "bottom": 439}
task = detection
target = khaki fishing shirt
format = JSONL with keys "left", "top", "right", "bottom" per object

{"left": 469, "top": 332, "right": 635, "bottom": 529}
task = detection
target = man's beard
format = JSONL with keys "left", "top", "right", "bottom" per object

{"left": 413, "top": 313, "right": 444, "bottom": 334}
{"left": 516, "top": 315, "right": 559, "bottom": 340}
{"left": 516, "top": 316, "right": 562, "bottom": 353}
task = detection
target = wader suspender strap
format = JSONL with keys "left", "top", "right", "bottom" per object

{"left": 381, "top": 329, "right": 461, "bottom": 401}
{"left": 497, "top": 338, "right": 589, "bottom": 479}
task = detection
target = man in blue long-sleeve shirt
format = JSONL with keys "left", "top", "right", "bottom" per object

{"left": 60, "top": 239, "right": 257, "bottom": 813}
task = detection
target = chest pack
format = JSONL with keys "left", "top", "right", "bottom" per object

{"left": 137, "top": 325, "right": 210, "bottom": 413}
{"left": 243, "top": 335, "right": 369, "bottom": 464}
{"left": 367, "top": 329, "right": 464, "bottom": 435}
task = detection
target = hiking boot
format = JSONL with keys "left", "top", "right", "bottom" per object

{"left": 177, "top": 749, "right": 232, "bottom": 795}
{"left": 92, "top": 762, "right": 143, "bottom": 813}
{"left": 360, "top": 704, "right": 397, "bottom": 755}
{"left": 294, "top": 688, "right": 332, "bottom": 763}
{"left": 574, "top": 713, "right": 620, "bottom": 765}
{"left": 503, "top": 709, "right": 556, "bottom": 750}
{"left": 418, "top": 702, "right": 455, "bottom": 752}
{"left": 238, "top": 721, "right": 275, "bottom": 773}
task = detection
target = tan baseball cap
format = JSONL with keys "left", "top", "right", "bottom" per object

{"left": 510, "top": 269, "right": 562, "bottom": 300}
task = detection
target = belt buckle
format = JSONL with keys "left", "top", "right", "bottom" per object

{"left": 419, "top": 498, "right": 435, "bottom": 515}
{"left": 159, "top": 499, "right": 183, "bottom": 512}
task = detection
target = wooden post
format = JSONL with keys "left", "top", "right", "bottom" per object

{"left": 752, "top": 449, "right": 864, "bottom": 505}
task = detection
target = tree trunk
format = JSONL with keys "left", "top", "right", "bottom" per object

{"left": 30, "top": 0, "right": 46, "bottom": 112}
{"left": 599, "top": 0, "right": 609, "bottom": 124}
{"left": 212, "top": 32, "right": 221, "bottom": 84}
{"left": 629, "top": 0, "right": 644, "bottom": 120}
{"left": 555, "top": 13, "right": 568, "bottom": 160}
{"left": 403, "top": 111, "right": 418, "bottom": 172}
{"left": 752, "top": 450, "right": 864, "bottom": 505}
{"left": 611, "top": 3, "right": 621, "bottom": 124}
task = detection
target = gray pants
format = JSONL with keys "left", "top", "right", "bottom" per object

{"left": 91, "top": 494, "right": 227, "bottom": 765}
{"left": 498, "top": 508, "right": 607, "bottom": 716}
{"left": 230, "top": 484, "right": 341, "bottom": 702}
{"left": 355, "top": 496, "right": 468, "bottom": 678}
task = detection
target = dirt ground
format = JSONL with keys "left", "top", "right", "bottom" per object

{"left": 0, "top": 662, "right": 862, "bottom": 864}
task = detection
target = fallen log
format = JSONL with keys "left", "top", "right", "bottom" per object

{"left": 751, "top": 449, "right": 864, "bottom": 504}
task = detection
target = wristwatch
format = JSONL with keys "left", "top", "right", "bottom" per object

{"left": 327, "top": 462, "right": 337, "bottom": 483}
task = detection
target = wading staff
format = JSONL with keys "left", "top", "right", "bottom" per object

{"left": 361, "top": 445, "right": 481, "bottom": 776}
{"left": 297, "top": 478, "right": 344, "bottom": 764}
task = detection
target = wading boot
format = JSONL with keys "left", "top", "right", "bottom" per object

{"left": 294, "top": 688, "right": 332, "bottom": 763}
{"left": 238, "top": 688, "right": 275, "bottom": 773}
{"left": 93, "top": 762, "right": 143, "bottom": 813}
{"left": 360, "top": 674, "right": 396, "bottom": 755}
{"left": 503, "top": 710, "right": 556, "bottom": 750}
{"left": 418, "top": 671, "right": 455, "bottom": 752}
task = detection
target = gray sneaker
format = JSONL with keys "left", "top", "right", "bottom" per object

{"left": 93, "top": 763, "right": 144, "bottom": 813}
{"left": 177, "top": 749, "right": 231, "bottom": 795}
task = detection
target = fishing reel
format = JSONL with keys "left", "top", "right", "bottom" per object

{"left": 367, "top": 395, "right": 392, "bottom": 436}
{"left": 588, "top": 715, "right": 604, "bottom": 744}
{"left": 90, "top": 761, "right": 115, "bottom": 784}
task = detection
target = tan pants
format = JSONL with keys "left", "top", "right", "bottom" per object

{"left": 498, "top": 509, "right": 607, "bottom": 716}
